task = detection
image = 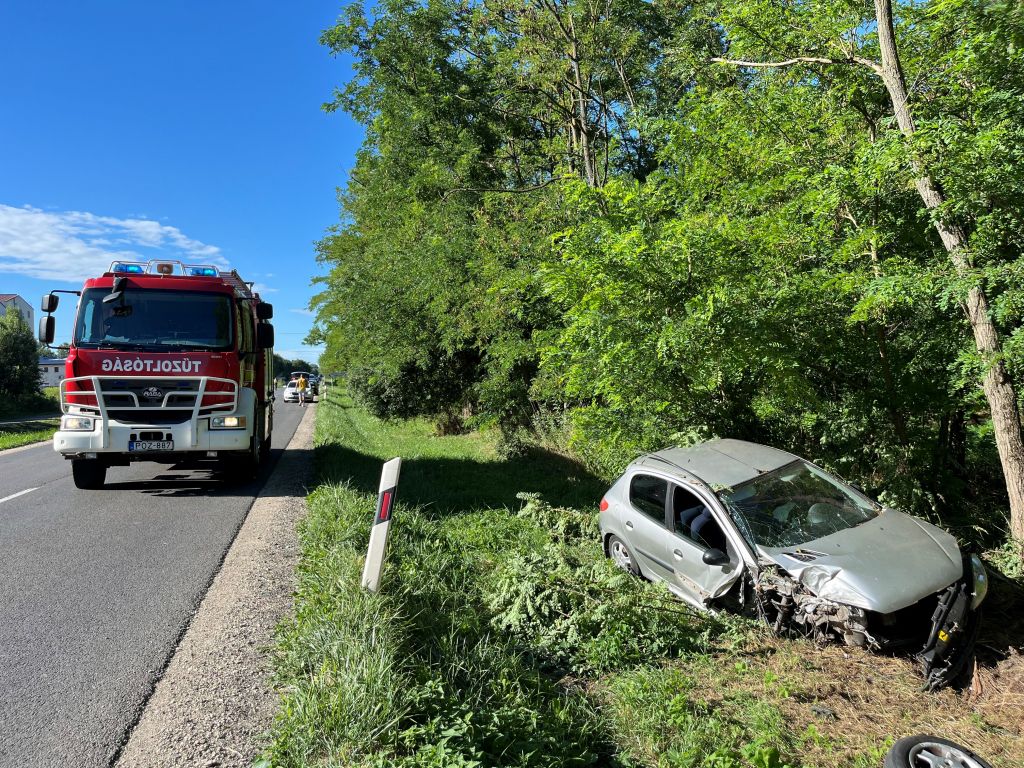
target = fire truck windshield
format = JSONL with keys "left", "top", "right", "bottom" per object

{"left": 74, "top": 288, "right": 234, "bottom": 351}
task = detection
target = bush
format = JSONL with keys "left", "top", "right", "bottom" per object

{"left": 485, "top": 494, "right": 717, "bottom": 675}
{"left": 0, "top": 310, "right": 39, "bottom": 397}
{"left": 347, "top": 351, "right": 477, "bottom": 423}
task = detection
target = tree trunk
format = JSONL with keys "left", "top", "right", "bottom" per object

{"left": 875, "top": 0, "right": 1024, "bottom": 542}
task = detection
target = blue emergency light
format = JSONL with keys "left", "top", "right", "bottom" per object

{"left": 187, "top": 266, "right": 219, "bottom": 277}
{"left": 111, "top": 262, "right": 145, "bottom": 274}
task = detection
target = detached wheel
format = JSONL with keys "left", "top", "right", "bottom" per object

{"left": 607, "top": 535, "right": 641, "bottom": 576}
{"left": 71, "top": 459, "right": 106, "bottom": 490}
{"left": 884, "top": 735, "right": 993, "bottom": 768}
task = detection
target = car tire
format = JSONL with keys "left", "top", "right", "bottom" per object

{"left": 607, "top": 535, "right": 641, "bottom": 577}
{"left": 71, "top": 459, "right": 106, "bottom": 490}
{"left": 884, "top": 735, "right": 992, "bottom": 768}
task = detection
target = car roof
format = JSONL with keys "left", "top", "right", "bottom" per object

{"left": 634, "top": 439, "right": 797, "bottom": 489}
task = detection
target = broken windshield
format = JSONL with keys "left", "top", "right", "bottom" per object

{"left": 717, "top": 460, "right": 880, "bottom": 549}
{"left": 73, "top": 288, "right": 233, "bottom": 351}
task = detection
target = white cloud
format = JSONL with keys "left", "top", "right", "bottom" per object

{"left": 289, "top": 308, "right": 314, "bottom": 316}
{"left": 251, "top": 282, "right": 279, "bottom": 295}
{"left": 0, "top": 203, "right": 226, "bottom": 282}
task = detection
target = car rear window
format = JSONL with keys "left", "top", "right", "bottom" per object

{"left": 629, "top": 474, "right": 667, "bottom": 524}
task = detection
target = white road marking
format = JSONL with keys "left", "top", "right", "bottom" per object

{"left": 0, "top": 487, "right": 38, "bottom": 505}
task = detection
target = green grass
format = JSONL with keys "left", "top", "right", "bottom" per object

{"left": 0, "top": 419, "right": 58, "bottom": 451}
{"left": 264, "top": 390, "right": 1024, "bottom": 768}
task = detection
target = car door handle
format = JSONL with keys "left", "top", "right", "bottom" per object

{"left": 673, "top": 549, "right": 684, "bottom": 560}
{"left": 625, "top": 521, "right": 634, "bottom": 530}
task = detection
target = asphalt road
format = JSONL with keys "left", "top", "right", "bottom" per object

{"left": 0, "top": 393, "right": 310, "bottom": 767}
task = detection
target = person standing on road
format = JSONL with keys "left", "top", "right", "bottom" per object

{"left": 296, "top": 374, "right": 308, "bottom": 407}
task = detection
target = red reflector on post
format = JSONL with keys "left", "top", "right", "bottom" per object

{"left": 378, "top": 490, "right": 393, "bottom": 523}
{"left": 599, "top": 498, "right": 609, "bottom": 512}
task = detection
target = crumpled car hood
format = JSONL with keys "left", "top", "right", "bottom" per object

{"left": 759, "top": 510, "right": 963, "bottom": 613}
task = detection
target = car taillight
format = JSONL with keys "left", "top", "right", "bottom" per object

{"left": 599, "top": 498, "right": 609, "bottom": 512}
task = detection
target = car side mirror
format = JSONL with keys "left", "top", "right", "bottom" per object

{"left": 41, "top": 293, "right": 59, "bottom": 313}
{"left": 257, "top": 323, "right": 274, "bottom": 349}
{"left": 702, "top": 548, "right": 729, "bottom": 566}
{"left": 39, "top": 315, "right": 55, "bottom": 344}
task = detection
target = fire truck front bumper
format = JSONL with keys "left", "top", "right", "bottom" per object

{"left": 54, "top": 415, "right": 252, "bottom": 458}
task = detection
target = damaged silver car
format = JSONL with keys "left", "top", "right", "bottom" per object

{"left": 599, "top": 439, "right": 988, "bottom": 689}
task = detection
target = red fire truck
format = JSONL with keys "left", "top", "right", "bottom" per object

{"left": 38, "top": 260, "right": 276, "bottom": 489}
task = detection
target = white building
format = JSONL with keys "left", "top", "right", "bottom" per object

{"left": 0, "top": 293, "right": 34, "bottom": 329}
{"left": 39, "top": 356, "right": 67, "bottom": 388}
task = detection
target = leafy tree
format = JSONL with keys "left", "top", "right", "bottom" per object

{"left": 706, "top": 0, "right": 1024, "bottom": 541}
{"left": 312, "top": 0, "right": 1024, "bottom": 553}
{"left": 0, "top": 310, "right": 40, "bottom": 396}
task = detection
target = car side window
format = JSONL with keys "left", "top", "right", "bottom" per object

{"left": 670, "top": 483, "right": 728, "bottom": 552}
{"left": 629, "top": 474, "right": 668, "bottom": 524}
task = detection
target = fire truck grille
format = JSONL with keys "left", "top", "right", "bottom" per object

{"left": 101, "top": 382, "right": 199, "bottom": 405}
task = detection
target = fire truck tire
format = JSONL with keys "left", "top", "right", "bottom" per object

{"left": 71, "top": 459, "right": 106, "bottom": 489}
{"left": 224, "top": 417, "right": 263, "bottom": 481}
{"left": 259, "top": 411, "right": 271, "bottom": 460}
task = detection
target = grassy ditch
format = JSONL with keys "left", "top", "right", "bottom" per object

{"left": 264, "top": 391, "right": 1024, "bottom": 768}
{"left": 0, "top": 388, "right": 60, "bottom": 451}
{"left": 0, "top": 387, "right": 60, "bottom": 421}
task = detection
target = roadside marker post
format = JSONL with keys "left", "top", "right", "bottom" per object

{"left": 361, "top": 457, "right": 401, "bottom": 593}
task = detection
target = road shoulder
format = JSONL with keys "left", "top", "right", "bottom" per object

{"left": 114, "top": 404, "right": 316, "bottom": 767}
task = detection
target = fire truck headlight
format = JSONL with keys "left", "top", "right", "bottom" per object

{"left": 211, "top": 416, "right": 246, "bottom": 429}
{"left": 61, "top": 415, "right": 94, "bottom": 431}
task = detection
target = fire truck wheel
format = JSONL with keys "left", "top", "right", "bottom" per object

{"left": 71, "top": 459, "right": 106, "bottom": 490}
{"left": 224, "top": 418, "right": 263, "bottom": 481}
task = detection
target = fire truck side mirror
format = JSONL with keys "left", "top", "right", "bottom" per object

{"left": 41, "top": 293, "right": 59, "bottom": 313}
{"left": 257, "top": 323, "right": 275, "bottom": 349}
{"left": 256, "top": 302, "right": 274, "bottom": 320}
{"left": 39, "top": 315, "right": 55, "bottom": 344}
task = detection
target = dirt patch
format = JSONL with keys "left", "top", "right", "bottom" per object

{"left": 114, "top": 407, "right": 315, "bottom": 768}
{"left": 684, "top": 625, "right": 1024, "bottom": 768}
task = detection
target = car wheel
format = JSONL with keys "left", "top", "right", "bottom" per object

{"left": 607, "top": 535, "right": 641, "bottom": 576}
{"left": 71, "top": 459, "right": 106, "bottom": 490}
{"left": 884, "top": 735, "right": 993, "bottom": 768}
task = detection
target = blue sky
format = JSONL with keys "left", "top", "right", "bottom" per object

{"left": 0, "top": 1, "right": 362, "bottom": 364}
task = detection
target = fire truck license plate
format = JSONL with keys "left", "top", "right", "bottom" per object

{"left": 129, "top": 440, "right": 174, "bottom": 452}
